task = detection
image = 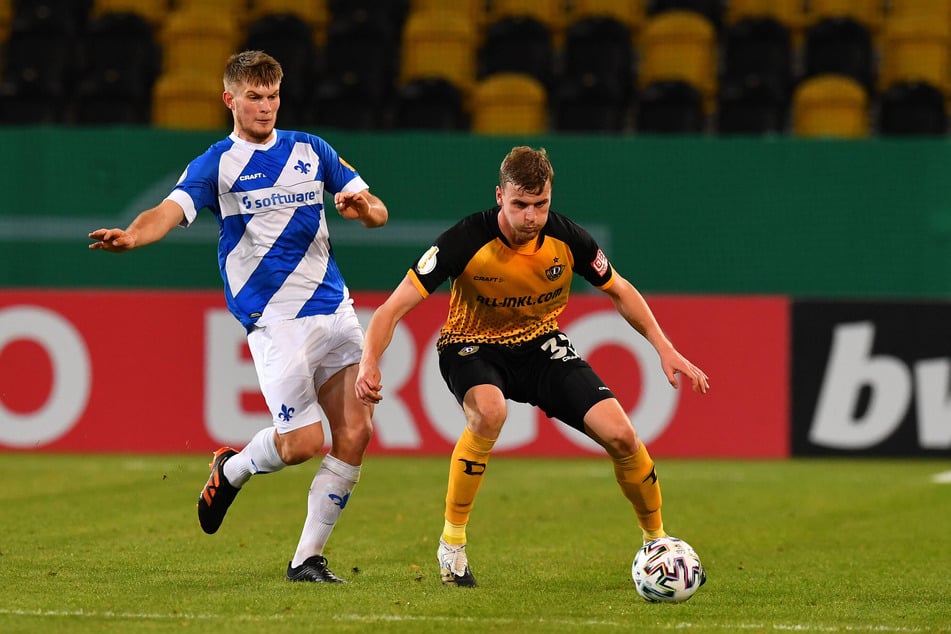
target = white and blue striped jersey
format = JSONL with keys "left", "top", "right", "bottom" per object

{"left": 166, "top": 130, "right": 369, "bottom": 331}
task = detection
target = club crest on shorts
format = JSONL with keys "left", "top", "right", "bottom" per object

{"left": 458, "top": 345, "right": 479, "bottom": 356}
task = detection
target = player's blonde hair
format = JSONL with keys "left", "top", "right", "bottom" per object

{"left": 499, "top": 146, "right": 554, "bottom": 194}
{"left": 223, "top": 50, "right": 284, "bottom": 92}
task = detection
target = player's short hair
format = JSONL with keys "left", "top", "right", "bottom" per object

{"left": 224, "top": 50, "right": 284, "bottom": 92}
{"left": 499, "top": 146, "right": 554, "bottom": 194}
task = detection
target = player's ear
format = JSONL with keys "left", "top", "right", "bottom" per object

{"left": 495, "top": 186, "right": 503, "bottom": 206}
{"left": 222, "top": 91, "right": 234, "bottom": 110}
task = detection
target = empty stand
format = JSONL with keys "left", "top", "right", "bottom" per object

{"left": 92, "top": 0, "right": 167, "bottom": 26}
{"left": 562, "top": 15, "right": 635, "bottom": 106}
{"left": 552, "top": 73, "right": 629, "bottom": 132}
{"left": 249, "top": 0, "right": 329, "bottom": 46}
{"left": 649, "top": 0, "right": 724, "bottom": 31}
{"left": 569, "top": 0, "right": 644, "bottom": 40}
{"left": 720, "top": 17, "right": 793, "bottom": 98}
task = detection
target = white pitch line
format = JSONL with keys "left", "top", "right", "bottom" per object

{"left": 931, "top": 470, "right": 951, "bottom": 484}
{"left": 1, "top": 609, "right": 947, "bottom": 632}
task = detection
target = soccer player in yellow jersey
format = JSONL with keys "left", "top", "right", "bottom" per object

{"left": 355, "top": 146, "right": 709, "bottom": 587}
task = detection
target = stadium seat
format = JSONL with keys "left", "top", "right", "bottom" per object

{"left": 411, "top": 0, "right": 486, "bottom": 37}
{"left": 73, "top": 11, "right": 160, "bottom": 125}
{"left": 878, "top": 81, "right": 948, "bottom": 136}
{"left": 720, "top": 17, "right": 793, "bottom": 98}
{"left": 159, "top": 6, "right": 239, "bottom": 76}
{"left": 635, "top": 80, "right": 706, "bottom": 134}
{"left": 329, "top": 0, "right": 409, "bottom": 27}
{"left": 887, "top": 0, "right": 951, "bottom": 22}
{"left": 562, "top": 15, "right": 635, "bottom": 106}
{"left": 152, "top": 70, "right": 228, "bottom": 131}
{"left": 248, "top": 0, "right": 329, "bottom": 46}
{"left": 639, "top": 11, "right": 717, "bottom": 110}
{"left": 0, "top": 17, "right": 75, "bottom": 123}
{"left": 10, "top": 0, "right": 87, "bottom": 34}
{"left": 472, "top": 73, "right": 547, "bottom": 135}
{"left": 878, "top": 15, "right": 951, "bottom": 97}
{"left": 323, "top": 11, "right": 399, "bottom": 105}
{"left": 0, "top": 0, "right": 10, "bottom": 42}
{"left": 308, "top": 74, "right": 386, "bottom": 130}
{"left": 806, "top": 0, "right": 884, "bottom": 35}
{"left": 551, "top": 73, "right": 629, "bottom": 133}
{"left": 392, "top": 77, "right": 469, "bottom": 131}
{"left": 92, "top": 0, "right": 167, "bottom": 27}
{"left": 725, "top": 0, "right": 805, "bottom": 31}
{"left": 488, "top": 0, "right": 566, "bottom": 42}
{"left": 568, "top": 0, "right": 644, "bottom": 42}
{"left": 648, "top": 0, "right": 724, "bottom": 31}
{"left": 401, "top": 10, "right": 477, "bottom": 97}
{"left": 792, "top": 74, "right": 869, "bottom": 138}
{"left": 478, "top": 16, "right": 554, "bottom": 87}
{"left": 715, "top": 74, "right": 787, "bottom": 135}
{"left": 802, "top": 17, "right": 875, "bottom": 90}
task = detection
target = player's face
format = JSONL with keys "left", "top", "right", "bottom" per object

{"left": 226, "top": 81, "right": 280, "bottom": 143}
{"left": 496, "top": 181, "right": 551, "bottom": 246}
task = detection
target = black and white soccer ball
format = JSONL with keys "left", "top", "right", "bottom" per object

{"left": 632, "top": 536, "right": 706, "bottom": 603}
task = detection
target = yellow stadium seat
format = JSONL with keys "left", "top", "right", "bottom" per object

{"left": 792, "top": 74, "right": 869, "bottom": 138}
{"left": 92, "top": 0, "right": 169, "bottom": 26}
{"left": 639, "top": 11, "right": 717, "bottom": 108}
{"left": 569, "top": 0, "right": 645, "bottom": 41}
{"left": 879, "top": 16, "right": 951, "bottom": 96}
{"left": 0, "top": 0, "right": 11, "bottom": 42}
{"left": 401, "top": 10, "right": 477, "bottom": 96}
{"left": 160, "top": 7, "right": 239, "bottom": 76}
{"left": 806, "top": 0, "right": 884, "bottom": 34}
{"left": 472, "top": 73, "right": 547, "bottom": 134}
{"left": 411, "top": 0, "right": 487, "bottom": 32}
{"left": 887, "top": 0, "right": 951, "bottom": 22}
{"left": 152, "top": 70, "right": 230, "bottom": 130}
{"left": 249, "top": 0, "right": 329, "bottom": 46}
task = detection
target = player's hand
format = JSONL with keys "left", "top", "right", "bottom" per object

{"left": 334, "top": 191, "right": 369, "bottom": 221}
{"left": 355, "top": 362, "right": 383, "bottom": 405}
{"left": 88, "top": 228, "right": 136, "bottom": 252}
{"left": 660, "top": 348, "right": 710, "bottom": 394}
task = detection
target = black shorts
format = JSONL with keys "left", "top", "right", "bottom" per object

{"left": 438, "top": 331, "right": 616, "bottom": 432}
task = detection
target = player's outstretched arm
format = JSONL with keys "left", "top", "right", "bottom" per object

{"left": 356, "top": 276, "right": 425, "bottom": 405}
{"left": 334, "top": 189, "right": 388, "bottom": 228}
{"left": 88, "top": 200, "right": 186, "bottom": 253}
{"left": 602, "top": 273, "right": 710, "bottom": 394}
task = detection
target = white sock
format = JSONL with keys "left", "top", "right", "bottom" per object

{"left": 290, "top": 454, "right": 361, "bottom": 567}
{"left": 223, "top": 427, "right": 287, "bottom": 488}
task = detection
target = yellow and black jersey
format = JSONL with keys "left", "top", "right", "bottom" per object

{"left": 408, "top": 207, "right": 615, "bottom": 349}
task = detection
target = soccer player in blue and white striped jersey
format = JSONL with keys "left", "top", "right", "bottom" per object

{"left": 89, "top": 50, "right": 389, "bottom": 583}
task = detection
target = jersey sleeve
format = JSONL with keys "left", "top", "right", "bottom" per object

{"left": 407, "top": 213, "right": 489, "bottom": 297}
{"left": 311, "top": 135, "right": 368, "bottom": 195}
{"left": 561, "top": 214, "right": 615, "bottom": 289}
{"left": 166, "top": 151, "right": 220, "bottom": 227}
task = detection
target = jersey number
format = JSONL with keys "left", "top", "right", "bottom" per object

{"left": 541, "top": 333, "right": 578, "bottom": 360}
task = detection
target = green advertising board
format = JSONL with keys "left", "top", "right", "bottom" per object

{"left": 5, "top": 127, "right": 949, "bottom": 297}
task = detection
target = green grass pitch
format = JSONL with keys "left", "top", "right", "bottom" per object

{"left": 1, "top": 453, "right": 949, "bottom": 633}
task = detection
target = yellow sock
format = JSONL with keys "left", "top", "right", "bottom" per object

{"left": 442, "top": 427, "right": 495, "bottom": 544}
{"left": 613, "top": 442, "right": 666, "bottom": 541}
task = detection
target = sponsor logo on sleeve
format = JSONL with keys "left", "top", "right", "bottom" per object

{"left": 592, "top": 249, "right": 609, "bottom": 276}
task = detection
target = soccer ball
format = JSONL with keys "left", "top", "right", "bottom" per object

{"left": 632, "top": 536, "right": 706, "bottom": 603}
